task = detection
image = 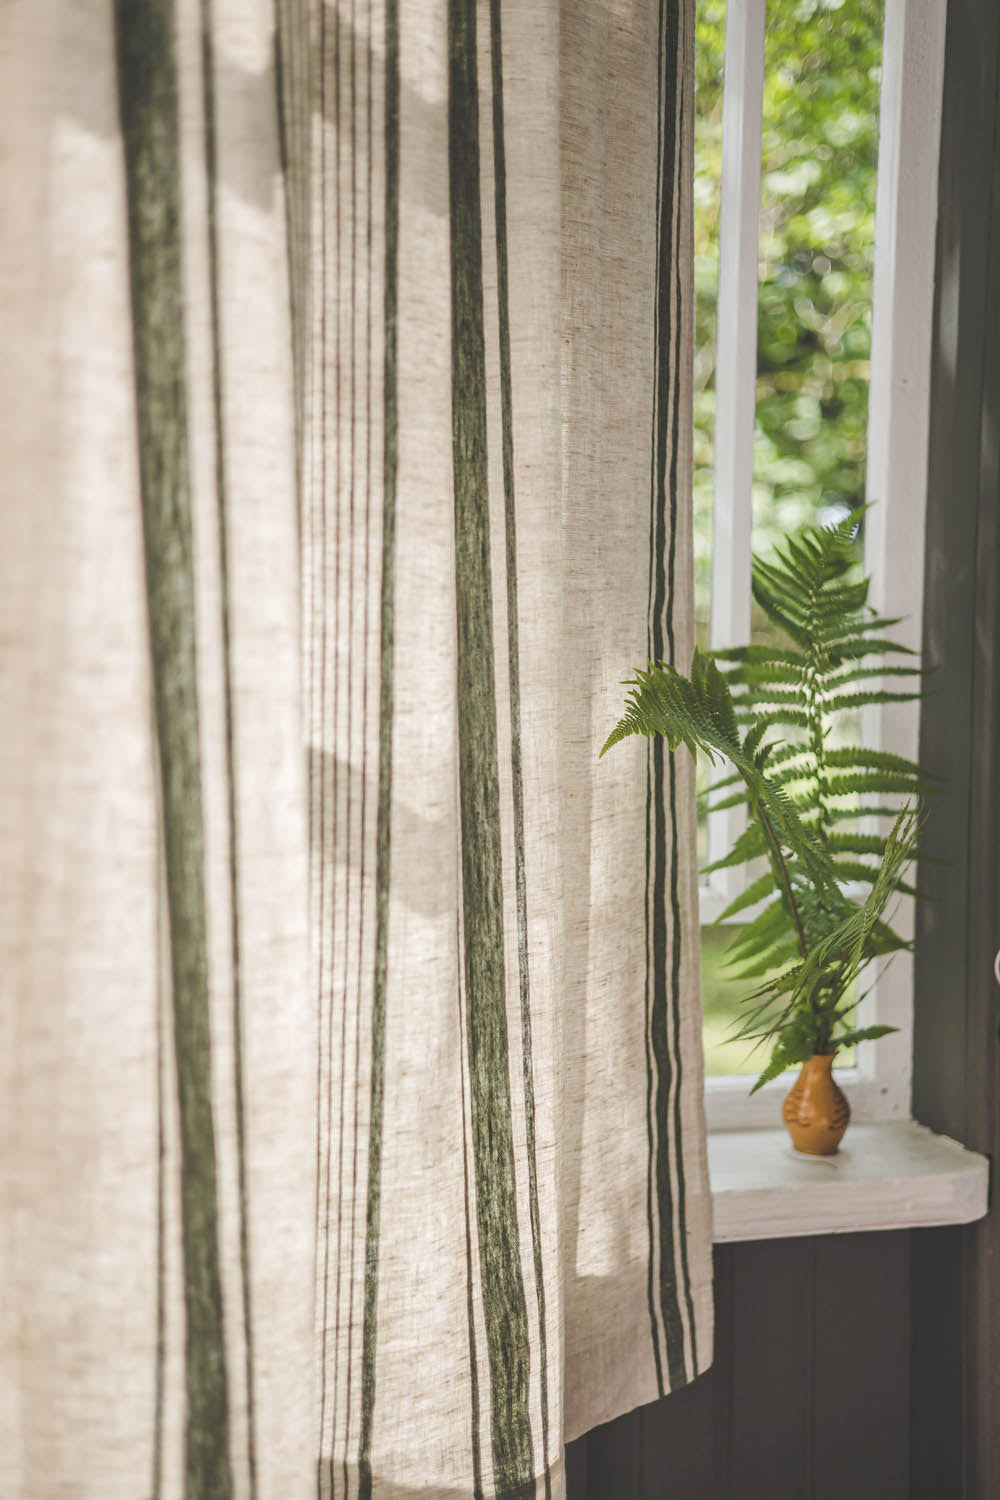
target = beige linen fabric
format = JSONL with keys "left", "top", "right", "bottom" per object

{"left": 0, "top": 1, "right": 712, "bottom": 1498}
{"left": 1, "top": 3, "right": 313, "bottom": 1497}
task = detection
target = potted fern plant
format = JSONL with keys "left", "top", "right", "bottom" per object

{"left": 602, "top": 509, "right": 929, "bottom": 1154}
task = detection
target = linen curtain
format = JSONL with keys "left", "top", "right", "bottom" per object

{"left": 0, "top": 1, "right": 712, "bottom": 1497}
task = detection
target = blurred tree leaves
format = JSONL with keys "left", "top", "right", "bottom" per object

{"left": 694, "top": 0, "right": 883, "bottom": 638}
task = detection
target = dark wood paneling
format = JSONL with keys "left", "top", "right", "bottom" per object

{"left": 636, "top": 1372, "right": 720, "bottom": 1500}
{"left": 913, "top": 0, "right": 1000, "bottom": 1496}
{"left": 636, "top": 1242, "right": 733, "bottom": 1499}
{"left": 564, "top": 1433, "right": 589, "bottom": 1499}
{"left": 913, "top": 0, "right": 999, "bottom": 1145}
{"left": 579, "top": 1404, "right": 639, "bottom": 1500}
{"left": 567, "top": 1234, "right": 910, "bottom": 1500}
{"left": 727, "top": 1238, "right": 814, "bottom": 1497}
{"left": 812, "top": 1233, "right": 910, "bottom": 1500}
{"left": 909, "top": 1227, "right": 964, "bottom": 1500}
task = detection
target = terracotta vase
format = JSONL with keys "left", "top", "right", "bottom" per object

{"left": 782, "top": 1052, "right": 850, "bottom": 1155}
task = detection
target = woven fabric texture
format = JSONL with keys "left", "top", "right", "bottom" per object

{"left": 0, "top": 2, "right": 712, "bottom": 1497}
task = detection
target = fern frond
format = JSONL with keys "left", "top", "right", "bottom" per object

{"left": 732, "top": 687, "right": 813, "bottom": 709}
{"left": 825, "top": 664, "right": 924, "bottom": 690}
{"left": 704, "top": 743, "right": 817, "bottom": 798}
{"left": 600, "top": 652, "right": 741, "bottom": 764}
{"left": 825, "top": 832, "right": 889, "bottom": 856}
{"left": 703, "top": 787, "right": 758, "bottom": 814}
{"left": 738, "top": 805, "right": 920, "bottom": 1090}
{"left": 702, "top": 821, "right": 770, "bottom": 872}
{"left": 602, "top": 502, "right": 935, "bottom": 1097}
{"left": 723, "top": 898, "right": 793, "bottom": 957}
{"left": 712, "top": 644, "right": 808, "bottom": 667}
{"left": 845, "top": 613, "right": 910, "bottom": 636}
{"left": 727, "top": 941, "right": 804, "bottom": 981}
{"left": 824, "top": 803, "right": 914, "bottom": 825}
{"left": 733, "top": 707, "right": 811, "bottom": 730}
{"left": 822, "top": 634, "right": 917, "bottom": 662}
{"left": 742, "top": 717, "right": 775, "bottom": 762}
{"left": 829, "top": 859, "right": 919, "bottom": 898}
{"left": 722, "top": 663, "right": 805, "bottom": 689}
{"left": 716, "top": 871, "right": 781, "bottom": 922}
{"left": 820, "top": 771, "right": 926, "bottom": 799}
{"left": 820, "top": 689, "right": 927, "bottom": 715}
{"left": 822, "top": 747, "right": 928, "bottom": 777}
{"left": 829, "top": 1024, "right": 897, "bottom": 1051}
{"left": 758, "top": 743, "right": 815, "bottom": 770}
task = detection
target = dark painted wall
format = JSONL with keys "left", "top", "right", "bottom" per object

{"left": 566, "top": 1234, "right": 911, "bottom": 1500}
{"left": 911, "top": 0, "right": 1000, "bottom": 1494}
{"left": 569, "top": 1, "right": 1000, "bottom": 1495}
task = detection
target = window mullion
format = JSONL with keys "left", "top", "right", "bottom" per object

{"left": 707, "top": 0, "right": 766, "bottom": 904}
{"left": 858, "top": 0, "right": 948, "bottom": 1119}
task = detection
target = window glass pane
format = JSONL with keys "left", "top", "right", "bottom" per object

{"left": 752, "top": 0, "right": 882, "bottom": 576}
{"left": 702, "top": 925, "right": 764, "bottom": 1075}
{"left": 693, "top": 0, "right": 725, "bottom": 650}
{"left": 695, "top": 0, "right": 883, "bottom": 1077}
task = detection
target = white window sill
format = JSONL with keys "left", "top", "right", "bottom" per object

{"left": 709, "top": 1120, "right": 990, "bottom": 1243}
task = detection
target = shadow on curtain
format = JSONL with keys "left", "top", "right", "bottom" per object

{"left": 0, "top": 1, "right": 711, "bottom": 1497}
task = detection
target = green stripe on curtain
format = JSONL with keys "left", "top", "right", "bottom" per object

{"left": 287, "top": 0, "right": 714, "bottom": 1487}
{"left": 153, "top": 912, "right": 168, "bottom": 1500}
{"left": 358, "top": 0, "right": 399, "bottom": 1494}
{"left": 646, "top": 0, "right": 696, "bottom": 1394}
{"left": 114, "top": 3, "right": 232, "bottom": 1497}
{"left": 273, "top": 0, "right": 312, "bottom": 525}
{"left": 458, "top": 913, "right": 487, "bottom": 1500}
{"left": 449, "top": 0, "right": 535, "bottom": 1493}
{"left": 199, "top": 1, "right": 259, "bottom": 1490}
{"left": 487, "top": 0, "right": 552, "bottom": 1493}
{"left": 664, "top": 0, "right": 700, "bottom": 1381}
{"left": 313, "top": 4, "right": 334, "bottom": 1492}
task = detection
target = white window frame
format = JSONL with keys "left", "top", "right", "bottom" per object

{"left": 702, "top": 0, "right": 948, "bottom": 1132}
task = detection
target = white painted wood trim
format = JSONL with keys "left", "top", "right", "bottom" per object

{"left": 710, "top": 0, "right": 762, "bottom": 650}
{"left": 856, "top": 0, "right": 948, "bottom": 1122}
{"left": 704, "top": 1063, "right": 903, "bottom": 1133}
{"left": 706, "top": 0, "right": 766, "bottom": 902}
{"left": 704, "top": 0, "right": 948, "bottom": 1125}
{"left": 710, "top": 1121, "right": 989, "bottom": 1243}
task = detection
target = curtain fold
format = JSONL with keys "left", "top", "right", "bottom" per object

{"left": 1, "top": 4, "right": 314, "bottom": 1496}
{"left": 0, "top": 1, "right": 711, "bottom": 1497}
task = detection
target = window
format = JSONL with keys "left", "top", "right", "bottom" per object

{"left": 694, "top": 0, "right": 948, "bottom": 1130}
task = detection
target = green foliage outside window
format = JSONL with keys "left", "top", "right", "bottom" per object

{"left": 694, "top": 0, "right": 884, "bottom": 638}
{"left": 694, "top": 0, "right": 886, "bottom": 1074}
{"left": 604, "top": 512, "right": 928, "bottom": 1093}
